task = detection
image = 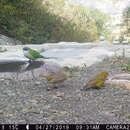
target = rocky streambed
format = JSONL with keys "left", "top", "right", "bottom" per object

{"left": 0, "top": 56, "right": 130, "bottom": 124}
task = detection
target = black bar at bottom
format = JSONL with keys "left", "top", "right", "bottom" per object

{"left": 0, "top": 124, "right": 129, "bottom": 130}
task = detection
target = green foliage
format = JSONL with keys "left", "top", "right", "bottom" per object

{"left": 0, "top": 0, "right": 56, "bottom": 44}
{"left": 121, "top": 63, "right": 130, "bottom": 72}
{"left": 119, "top": 35, "right": 124, "bottom": 43}
{"left": 123, "top": 6, "right": 130, "bottom": 36}
{"left": 0, "top": 0, "right": 110, "bottom": 44}
{"left": 126, "top": 115, "right": 130, "bottom": 119}
{"left": 89, "top": 8, "right": 110, "bottom": 37}
{"left": 43, "top": 0, "right": 110, "bottom": 42}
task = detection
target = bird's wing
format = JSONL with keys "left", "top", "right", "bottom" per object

{"left": 41, "top": 75, "right": 53, "bottom": 81}
{"left": 49, "top": 71, "right": 68, "bottom": 83}
{"left": 29, "top": 49, "right": 43, "bottom": 58}
{"left": 89, "top": 74, "right": 108, "bottom": 82}
{"left": 85, "top": 79, "right": 105, "bottom": 87}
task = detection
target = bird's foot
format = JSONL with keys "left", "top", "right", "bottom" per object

{"left": 46, "top": 88, "right": 54, "bottom": 91}
{"left": 46, "top": 86, "right": 58, "bottom": 91}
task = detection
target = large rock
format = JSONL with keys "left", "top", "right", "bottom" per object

{"left": 106, "top": 73, "right": 130, "bottom": 90}
{"left": 0, "top": 42, "right": 130, "bottom": 67}
{"left": 0, "top": 34, "right": 22, "bottom": 45}
{"left": 0, "top": 61, "right": 45, "bottom": 80}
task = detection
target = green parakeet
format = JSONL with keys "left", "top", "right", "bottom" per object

{"left": 23, "top": 47, "right": 49, "bottom": 60}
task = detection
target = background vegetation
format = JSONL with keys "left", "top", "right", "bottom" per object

{"left": 123, "top": 6, "right": 130, "bottom": 37}
{"left": 0, "top": 0, "right": 110, "bottom": 44}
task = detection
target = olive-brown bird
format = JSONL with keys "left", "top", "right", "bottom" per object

{"left": 40, "top": 71, "right": 68, "bottom": 84}
{"left": 83, "top": 72, "right": 109, "bottom": 90}
{"left": 39, "top": 62, "right": 77, "bottom": 90}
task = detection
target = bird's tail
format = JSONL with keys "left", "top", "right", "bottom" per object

{"left": 40, "top": 55, "right": 58, "bottom": 59}
{"left": 39, "top": 55, "right": 49, "bottom": 59}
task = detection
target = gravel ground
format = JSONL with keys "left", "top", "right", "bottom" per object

{"left": 0, "top": 57, "right": 130, "bottom": 124}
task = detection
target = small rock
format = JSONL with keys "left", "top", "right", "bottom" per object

{"left": 0, "top": 110, "right": 4, "bottom": 115}
{"left": 28, "top": 108, "right": 41, "bottom": 114}
{"left": 59, "top": 111, "right": 69, "bottom": 115}
{"left": 0, "top": 47, "right": 7, "bottom": 52}
{"left": 34, "top": 81, "right": 41, "bottom": 85}
{"left": 0, "top": 78, "right": 5, "bottom": 81}
{"left": 56, "top": 92, "right": 65, "bottom": 99}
